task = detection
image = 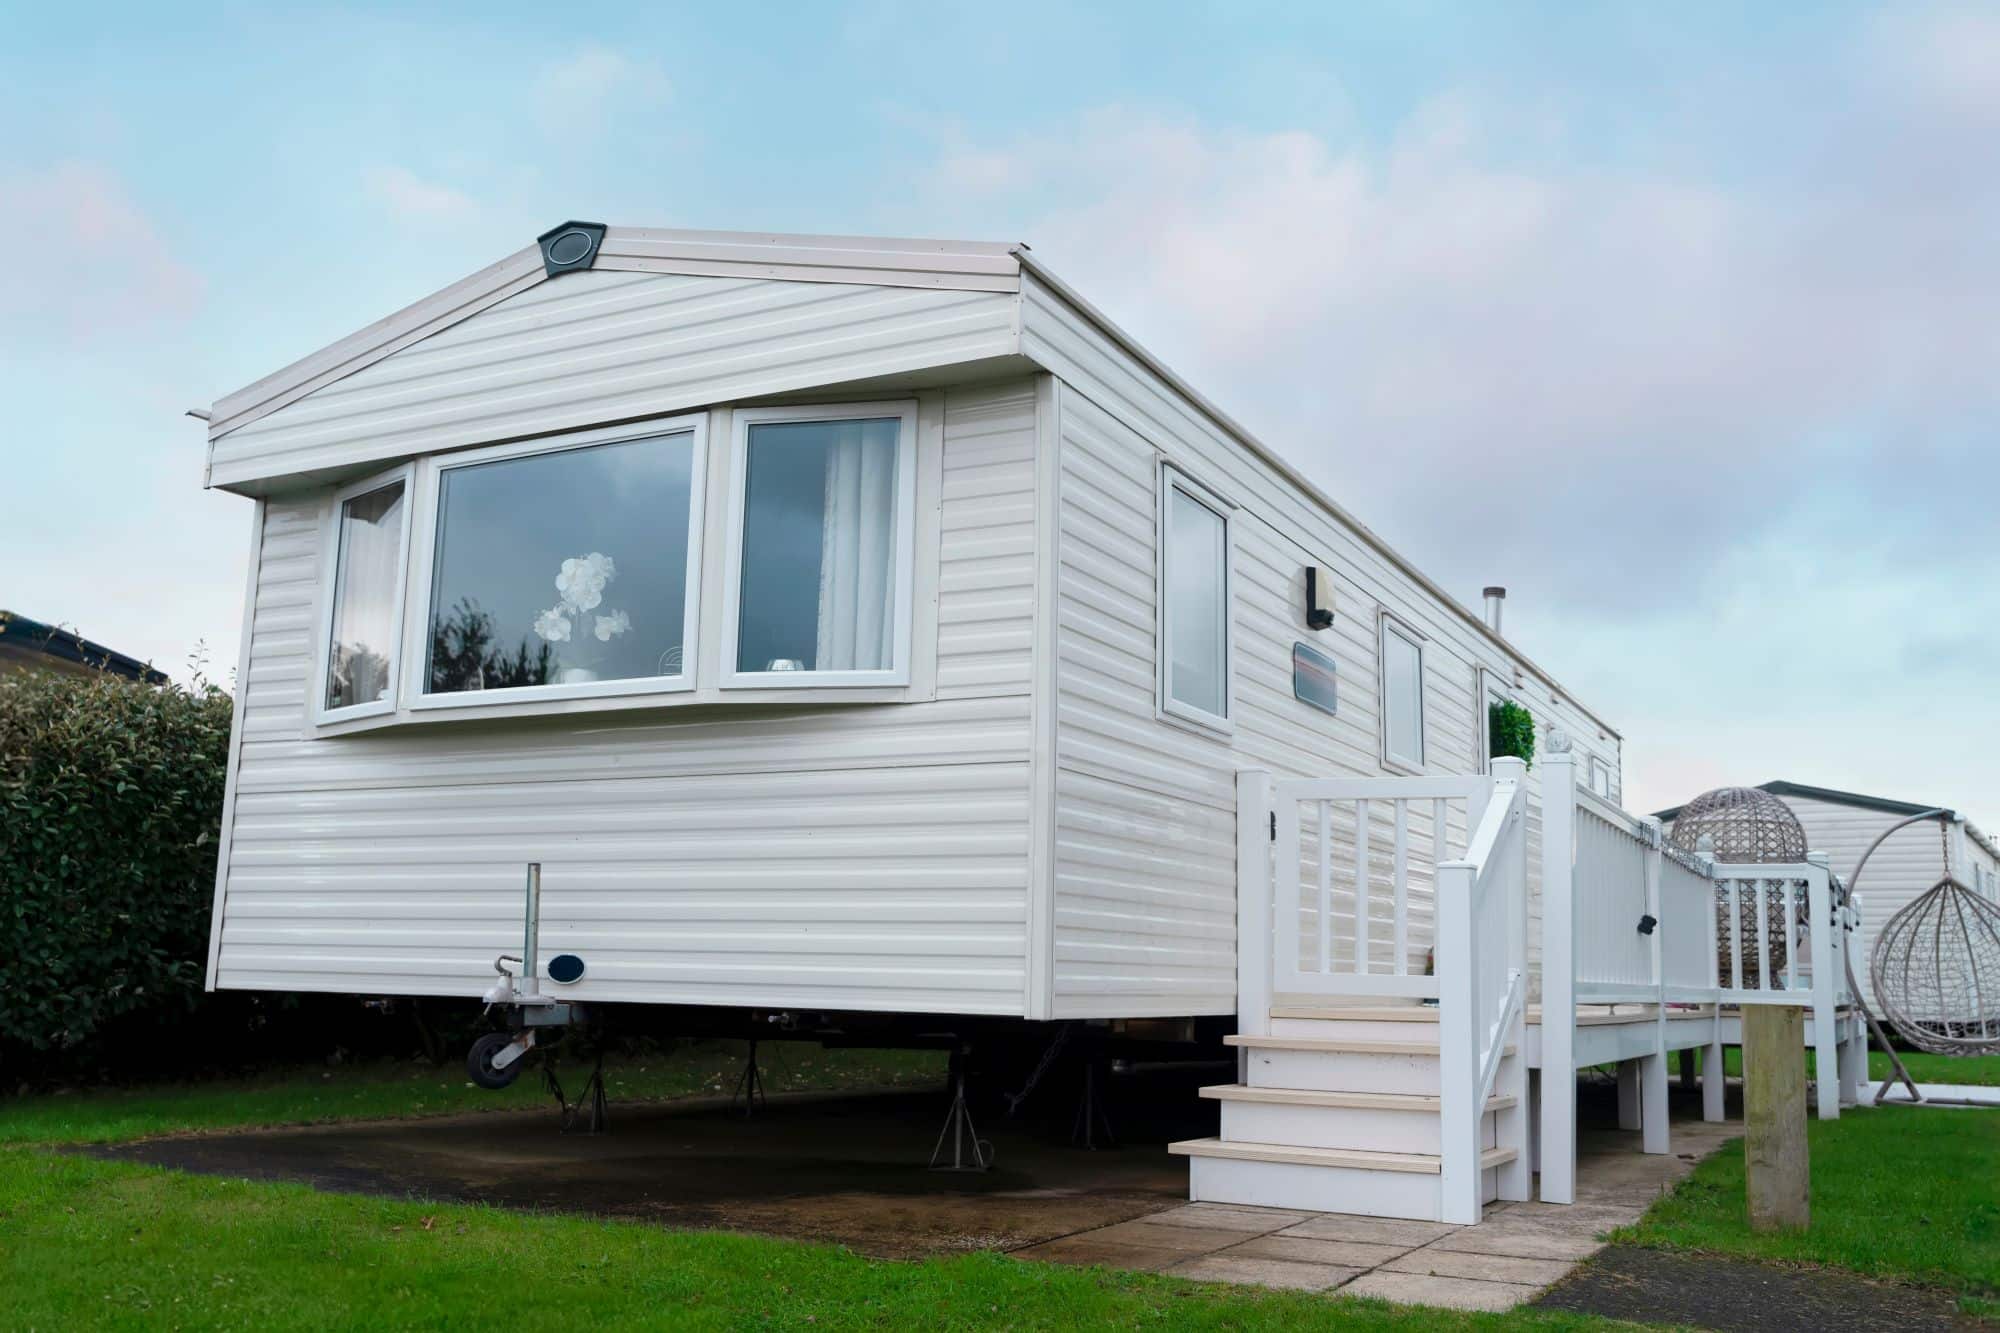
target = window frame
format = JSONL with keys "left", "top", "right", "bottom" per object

{"left": 1377, "top": 611, "right": 1428, "bottom": 773}
{"left": 1156, "top": 464, "right": 1235, "bottom": 734}
{"left": 402, "top": 413, "right": 710, "bottom": 714}
{"left": 1589, "top": 755, "right": 1613, "bottom": 799}
{"left": 718, "top": 400, "right": 920, "bottom": 690}
{"left": 312, "top": 463, "right": 416, "bottom": 726}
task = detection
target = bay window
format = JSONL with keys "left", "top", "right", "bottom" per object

{"left": 319, "top": 470, "right": 412, "bottom": 720}
{"left": 722, "top": 403, "right": 918, "bottom": 687}
{"left": 413, "top": 418, "right": 705, "bottom": 708}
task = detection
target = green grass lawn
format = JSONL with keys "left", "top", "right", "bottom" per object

{"left": 1704, "top": 1044, "right": 2000, "bottom": 1088}
{"left": 0, "top": 1044, "right": 1615, "bottom": 1331}
{"left": 1616, "top": 1105, "right": 2000, "bottom": 1313}
{"left": 0, "top": 1040, "right": 945, "bottom": 1145}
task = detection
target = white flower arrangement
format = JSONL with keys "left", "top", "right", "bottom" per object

{"left": 534, "top": 553, "right": 630, "bottom": 659}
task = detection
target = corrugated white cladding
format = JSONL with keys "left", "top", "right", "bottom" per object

{"left": 207, "top": 269, "right": 1018, "bottom": 491}
{"left": 1029, "top": 281, "right": 1619, "bottom": 1017}
{"left": 210, "top": 383, "right": 1040, "bottom": 1015}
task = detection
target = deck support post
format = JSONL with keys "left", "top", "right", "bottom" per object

{"left": 1744, "top": 1003, "right": 1809, "bottom": 1231}
{"left": 1641, "top": 1051, "right": 1670, "bottom": 1154}
{"left": 1702, "top": 1026, "right": 1727, "bottom": 1122}
{"left": 1537, "top": 749, "right": 1578, "bottom": 1203}
{"left": 1616, "top": 1060, "right": 1641, "bottom": 1132}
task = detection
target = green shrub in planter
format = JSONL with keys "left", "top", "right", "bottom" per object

{"left": 1488, "top": 699, "right": 1536, "bottom": 769}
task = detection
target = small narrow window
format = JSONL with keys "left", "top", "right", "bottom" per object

{"left": 1379, "top": 614, "right": 1425, "bottom": 770}
{"left": 723, "top": 403, "right": 918, "bottom": 686}
{"left": 322, "top": 475, "right": 408, "bottom": 717}
{"left": 1160, "top": 468, "right": 1231, "bottom": 727}
{"left": 1589, "top": 756, "right": 1613, "bottom": 798}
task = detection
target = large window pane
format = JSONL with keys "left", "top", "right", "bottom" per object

{"left": 735, "top": 418, "right": 900, "bottom": 674}
{"left": 1383, "top": 624, "right": 1424, "bottom": 765}
{"left": 426, "top": 433, "right": 694, "bottom": 694}
{"left": 1165, "top": 485, "right": 1228, "bottom": 719}
{"left": 324, "top": 480, "right": 405, "bottom": 711}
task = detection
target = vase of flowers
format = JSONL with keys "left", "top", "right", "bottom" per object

{"left": 531, "top": 552, "right": 631, "bottom": 682}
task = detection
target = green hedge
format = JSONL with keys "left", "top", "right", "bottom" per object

{"left": 1488, "top": 698, "right": 1536, "bottom": 769}
{"left": 0, "top": 671, "right": 234, "bottom": 1075}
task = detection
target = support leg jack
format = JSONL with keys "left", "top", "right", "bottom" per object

{"left": 731, "top": 1039, "right": 767, "bottom": 1118}
{"left": 929, "top": 1047, "right": 993, "bottom": 1172}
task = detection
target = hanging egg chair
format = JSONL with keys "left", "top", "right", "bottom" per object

{"left": 1871, "top": 875, "right": 2000, "bottom": 1055}
{"left": 1668, "top": 786, "right": 1809, "bottom": 988}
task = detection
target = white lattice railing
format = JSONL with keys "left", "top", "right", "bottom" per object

{"left": 1237, "top": 759, "right": 1531, "bottom": 1224}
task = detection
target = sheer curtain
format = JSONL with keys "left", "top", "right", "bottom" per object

{"left": 814, "top": 421, "right": 897, "bottom": 671}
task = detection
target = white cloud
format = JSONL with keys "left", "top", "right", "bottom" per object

{"left": 362, "top": 165, "right": 477, "bottom": 220}
{"left": 532, "top": 45, "right": 670, "bottom": 136}
{"left": 0, "top": 162, "right": 202, "bottom": 332}
{"left": 919, "top": 28, "right": 2000, "bottom": 819}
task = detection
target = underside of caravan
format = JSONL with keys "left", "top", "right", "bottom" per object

{"left": 199, "top": 226, "right": 1864, "bottom": 1224}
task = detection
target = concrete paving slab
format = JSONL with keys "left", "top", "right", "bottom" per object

{"left": 1342, "top": 1270, "right": 1539, "bottom": 1312}
{"left": 1424, "top": 1223, "right": 1603, "bottom": 1262}
{"left": 1165, "top": 1254, "right": 1359, "bottom": 1291}
{"left": 1275, "top": 1213, "right": 1460, "bottom": 1246}
{"left": 1385, "top": 1247, "right": 1572, "bottom": 1287}
{"left": 1226, "top": 1233, "right": 1413, "bottom": 1268}
{"left": 1077, "top": 1218, "right": 1245, "bottom": 1255}
{"left": 1143, "top": 1202, "right": 1308, "bottom": 1234}
{"left": 1010, "top": 1235, "right": 1182, "bottom": 1271}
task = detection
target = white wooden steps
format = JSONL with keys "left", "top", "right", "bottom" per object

{"left": 1170, "top": 1004, "right": 1523, "bottom": 1220}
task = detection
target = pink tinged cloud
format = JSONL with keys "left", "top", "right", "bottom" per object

{"left": 0, "top": 162, "right": 203, "bottom": 333}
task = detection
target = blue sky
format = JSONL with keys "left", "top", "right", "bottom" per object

{"left": 3, "top": 2, "right": 1995, "bottom": 826}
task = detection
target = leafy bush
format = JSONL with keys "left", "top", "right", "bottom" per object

{"left": 1488, "top": 698, "right": 1536, "bottom": 769}
{"left": 0, "top": 671, "right": 234, "bottom": 1076}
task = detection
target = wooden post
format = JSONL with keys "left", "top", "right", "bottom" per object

{"left": 1744, "top": 1004, "right": 1809, "bottom": 1231}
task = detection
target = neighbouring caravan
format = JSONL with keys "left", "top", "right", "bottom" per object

{"left": 200, "top": 225, "right": 1647, "bottom": 1222}
{"left": 1659, "top": 781, "right": 2000, "bottom": 1013}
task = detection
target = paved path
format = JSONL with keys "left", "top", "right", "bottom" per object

{"left": 1014, "top": 1113, "right": 1741, "bottom": 1311}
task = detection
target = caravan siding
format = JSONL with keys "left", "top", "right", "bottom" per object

{"left": 209, "top": 380, "right": 1042, "bottom": 1016}
{"left": 1027, "top": 279, "right": 1617, "bottom": 1017}
{"left": 207, "top": 269, "right": 1019, "bottom": 491}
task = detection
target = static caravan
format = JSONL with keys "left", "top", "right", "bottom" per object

{"left": 1659, "top": 781, "right": 2000, "bottom": 1013}
{"left": 200, "top": 224, "right": 1636, "bottom": 1222}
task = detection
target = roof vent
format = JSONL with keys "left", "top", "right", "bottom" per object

{"left": 537, "top": 221, "right": 607, "bottom": 277}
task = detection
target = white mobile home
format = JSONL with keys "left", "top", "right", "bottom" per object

{"left": 202, "top": 224, "right": 1759, "bottom": 1225}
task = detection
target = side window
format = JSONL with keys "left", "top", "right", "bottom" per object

{"left": 1159, "top": 467, "right": 1231, "bottom": 728}
{"left": 320, "top": 470, "right": 411, "bottom": 720}
{"left": 722, "top": 402, "right": 919, "bottom": 687}
{"left": 1589, "top": 755, "right": 1612, "bottom": 798}
{"left": 1378, "top": 613, "right": 1426, "bottom": 771}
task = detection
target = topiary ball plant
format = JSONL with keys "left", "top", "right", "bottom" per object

{"left": 1488, "top": 699, "right": 1535, "bottom": 770}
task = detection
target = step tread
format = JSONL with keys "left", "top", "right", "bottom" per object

{"left": 1199, "top": 1083, "right": 1517, "bottom": 1112}
{"left": 1169, "top": 1137, "right": 1519, "bottom": 1174}
{"left": 1227, "top": 1034, "right": 1519, "bottom": 1057}
{"left": 1269, "top": 1005, "right": 1441, "bottom": 1022}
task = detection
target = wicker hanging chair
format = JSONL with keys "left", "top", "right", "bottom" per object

{"left": 1871, "top": 874, "right": 2000, "bottom": 1055}
{"left": 1668, "top": 787, "right": 1808, "bottom": 988}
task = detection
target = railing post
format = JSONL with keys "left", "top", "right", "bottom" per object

{"left": 1640, "top": 817, "right": 1670, "bottom": 1155}
{"left": 1436, "top": 852, "right": 1482, "bottom": 1224}
{"left": 1488, "top": 757, "right": 1530, "bottom": 1202}
{"left": 1703, "top": 850, "right": 1726, "bottom": 1122}
{"left": 1538, "top": 747, "right": 1578, "bottom": 1203}
{"left": 1237, "top": 770, "right": 1274, "bottom": 1047}
{"left": 1840, "top": 893, "right": 1866, "bottom": 1105}
{"left": 1806, "top": 852, "right": 1839, "bottom": 1120}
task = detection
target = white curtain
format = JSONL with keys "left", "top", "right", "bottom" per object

{"left": 814, "top": 423, "right": 896, "bottom": 671}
